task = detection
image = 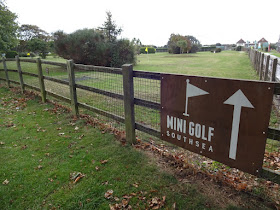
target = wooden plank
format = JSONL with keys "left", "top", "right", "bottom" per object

{"left": 76, "top": 83, "right": 124, "bottom": 100}
{"left": 267, "top": 127, "right": 280, "bottom": 141}
{"left": 43, "top": 76, "right": 69, "bottom": 85}
{"left": 134, "top": 98, "right": 160, "bottom": 110}
{"left": 264, "top": 55, "right": 270, "bottom": 81}
{"left": 37, "top": 58, "right": 46, "bottom": 103}
{"left": 78, "top": 102, "right": 125, "bottom": 123}
{"left": 20, "top": 59, "right": 36, "bottom": 63}
{"left": 271, "top": 58, "right": 278, "bottom": 82}
{"left": 122, "top": 64, "right": 136, "bottom": 144}
{"left": 260, "top": 53, "right": 264, "bottom": 79}
{"left": 2, "top": 57, "right": 10, "bottom": 87}
{"left": 15, "top": 56, "right": 25, "bottom": 93}
{"left": 41, "top": 60, "right": 67, "bottom": 68}
{"left": 74, "top": 64, "right": 122, "bottom": 74}
{"left": 135, "top": 122, "right": 161, "bottom": 138}
{"left": 24, "top": 83, "right": 41, "bottom": 92}
{"left": 67, "top": 60, "right": 79, "bottom": 116}
{"left": 45, "top": 91, "right": 71, "bottom": 103}
{"left": 133, "top": 71, "right": 161, "bottom": 80}
{"left": 259, "top": 167, "right": 280, "bottom": 185}
{"left": 21, "top": 72, "right": 38, "bottom": 77}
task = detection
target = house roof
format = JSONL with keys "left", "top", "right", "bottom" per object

{"left": 237, "top": 39, "right": 246, "bottom": 44}
{"left": 258, "top": 38, "right": 268, "bottom": 43}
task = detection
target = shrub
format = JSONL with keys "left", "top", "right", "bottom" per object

{"left": 54, "top": 29, "right": 135, "bottom": 67}
{"left": 19, "top": 52, "right": 28, "bottom": 57}
{"left": 210, "top": 48, "right": 222, "bottom": 53}
{"left": 140, "top": 47, "right": 156, "bottom": 54}
{"left": 5, "top": 51, "right": 18, "bottom": 58}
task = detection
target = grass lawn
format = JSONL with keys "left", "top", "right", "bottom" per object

{"left": 0, "top": 86, "right": 276, "bottom": 209}
{"left": 134, "top": 51, "right": 258, "bottom": 80}
{"left": 0, "top": 87, "right": 207, "bottom": 209}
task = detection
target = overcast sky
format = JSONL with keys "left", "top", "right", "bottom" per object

{"left": 5, "top": 0, "right": 280, "bottom": 46}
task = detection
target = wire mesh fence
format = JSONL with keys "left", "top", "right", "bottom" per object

{"left": 1, "top": 57, "right": 280, "bottom": 175}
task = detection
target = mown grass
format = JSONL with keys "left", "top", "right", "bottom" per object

{"left": 134, "top": 51, "right": 259, "bottom": 80}
{"left": 0, "top": 87, "right": 211, "bottom": 209}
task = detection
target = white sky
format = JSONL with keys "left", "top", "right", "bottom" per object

{"left": 5, "top": 0, "right": 280, "bottom": 46}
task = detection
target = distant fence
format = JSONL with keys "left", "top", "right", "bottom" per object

{"left": 248, "top": 49, "right": 280, "bottom": 82}
{"left": 0, "top": 56, "right": 280, "bottom": 182}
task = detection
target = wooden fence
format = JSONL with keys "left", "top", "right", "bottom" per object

{"left": 248, "top": 49, "right": 280, "bottom": 82}
{"left": 0, "top": 56, "right": 280, "bottom": 183}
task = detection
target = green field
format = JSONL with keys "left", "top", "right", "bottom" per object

{"left": 134, "top": 51, "right": 258, "bottom": 80}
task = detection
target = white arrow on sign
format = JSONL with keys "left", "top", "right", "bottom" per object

{"left": 224, "top": 89, "right": 254, "bottom": 160}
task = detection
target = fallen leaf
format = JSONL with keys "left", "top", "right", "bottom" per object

{"left": 0, "top": 142, "right": 5, "bottom": 145}
{"left": 74, "top": 126, "right": 79, "bottom": 130}
{"left": 122, "top": 199, "right": 129, "bottom": 208}
{"left": 132, "top": 183, "right": 139, "bottom": 188}
{"left": 95, "top": 166, "right": 100, "bottom": 171}
{"left": 2, "top": 179, "right": 9, "bottom": 185}
{"left": 21, "top": 145, "right": 28, "bottom": 150}
{"left": 104, "top": 189, "right": 114, "bottom": 199}
{"left": 37, "top": 165, "right": 43, "bottom": 170}
{"left": 100, "top": 160, "right": 108, "bottom": 164}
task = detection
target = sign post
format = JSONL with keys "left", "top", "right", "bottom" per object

{"left": 161, "top": 74, "right": 274, "bottom": 175}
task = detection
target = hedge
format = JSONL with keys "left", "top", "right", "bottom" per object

{"left": 140, "top": 47, "right": 156, "bottom": 54}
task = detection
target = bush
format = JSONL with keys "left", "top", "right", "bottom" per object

{"left": 140, "top": 47, "right": 156, "bottom": 54}
{"left": 54, "top": 29, "right": 135, "bottom": 67}
{"left": 19, "top": 52, "right": 28, "bottom": 57}
{"left": 211, "top": 48, "right": 222, "bottom": 53}
{"left": 5, "top": 51, "right": 18, "bottom": 58}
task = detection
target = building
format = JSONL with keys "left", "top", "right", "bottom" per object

{"left": 258, "top": 38, "right": 269, "bottom": 49}
{"left": 236, "top": 39, "right": 246, "bottom": 47}
{"left": 277, "top": 35, "right": 280, "bottom": 53}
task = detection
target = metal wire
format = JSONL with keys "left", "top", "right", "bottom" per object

{"left": 75, "top": 68, "right": 125, "bottom": 131}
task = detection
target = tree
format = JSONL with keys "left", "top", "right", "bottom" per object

{"left": 99, "top": 11, "right": 122, "bottom": 42}
{"left": 28, "top": 38, "right": 48, "bottom": 58}
{"left": 17, "top": 24, "right": 51, "bottom": 53}
{"left": 0, "top": 1, "right": 18, "bottom": 51}
{"left": 131, "top": 38, "right": 142, "bottom": 54}
{"left": 168, "top": 34, "right": 191, "bottom": 54}
{"left": 18, "top": 24, "right": 50, "bottom": 41}
{"left": 177, "top": 40, "right": 187, "bottom": 54}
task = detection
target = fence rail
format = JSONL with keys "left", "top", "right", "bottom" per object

{"left": 0, "top": 56, "right": 279, "bottom": 183}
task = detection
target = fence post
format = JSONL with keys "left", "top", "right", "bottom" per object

{"left": 36, "top": 58, "right": 46, "bottom": 103}
{"left": 264, "top": 55, "right": 270, "bottom": 81}
{"left": 2, "top": 57, "right": 10, "bottom": 87}
{"left": 15, "top": 55, "right": 24, "bottom": 93}
{"left": 260, "top": 53, "right": 264, "bottom": 79}
{"left": 67, "top": 60, "right": 79, "bottom": 116}
{"left": 271, "top": 58, "right": 278, "bottom": 82}
{"left": 257, "top": 52, "right": 261, "bottom": 73}
{"left": 122, "top": 64, "right": 136, "bottom": 144}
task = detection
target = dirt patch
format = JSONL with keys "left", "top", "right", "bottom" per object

{"left": 141, "top": 149, "right": 278, "bottom": 209}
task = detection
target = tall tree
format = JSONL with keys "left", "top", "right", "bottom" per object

{"left": 99, "top": 11, "right": 122, "bottom": 42}
{"left": 19, "top": 24, "right": 50, "bottom": 41}
{"left": 0, "top": 0, "right": 18, "bottom": 51}
{"left": 177, "top": 40, "right": 188, "bottom": 54}
{"left": 168, "top": 34, "right": 191, "bottom": 54}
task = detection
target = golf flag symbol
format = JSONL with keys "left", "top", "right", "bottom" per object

{"left": 183, "top": 79, "right": 209, "bottom": 117}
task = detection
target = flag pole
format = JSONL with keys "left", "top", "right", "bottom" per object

{"left": 183, "top": 79, "right": 190, "bottom": 117}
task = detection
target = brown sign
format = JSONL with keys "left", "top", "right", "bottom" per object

{"left": 161, "top": 74, "right": 274, "bottom": 175}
